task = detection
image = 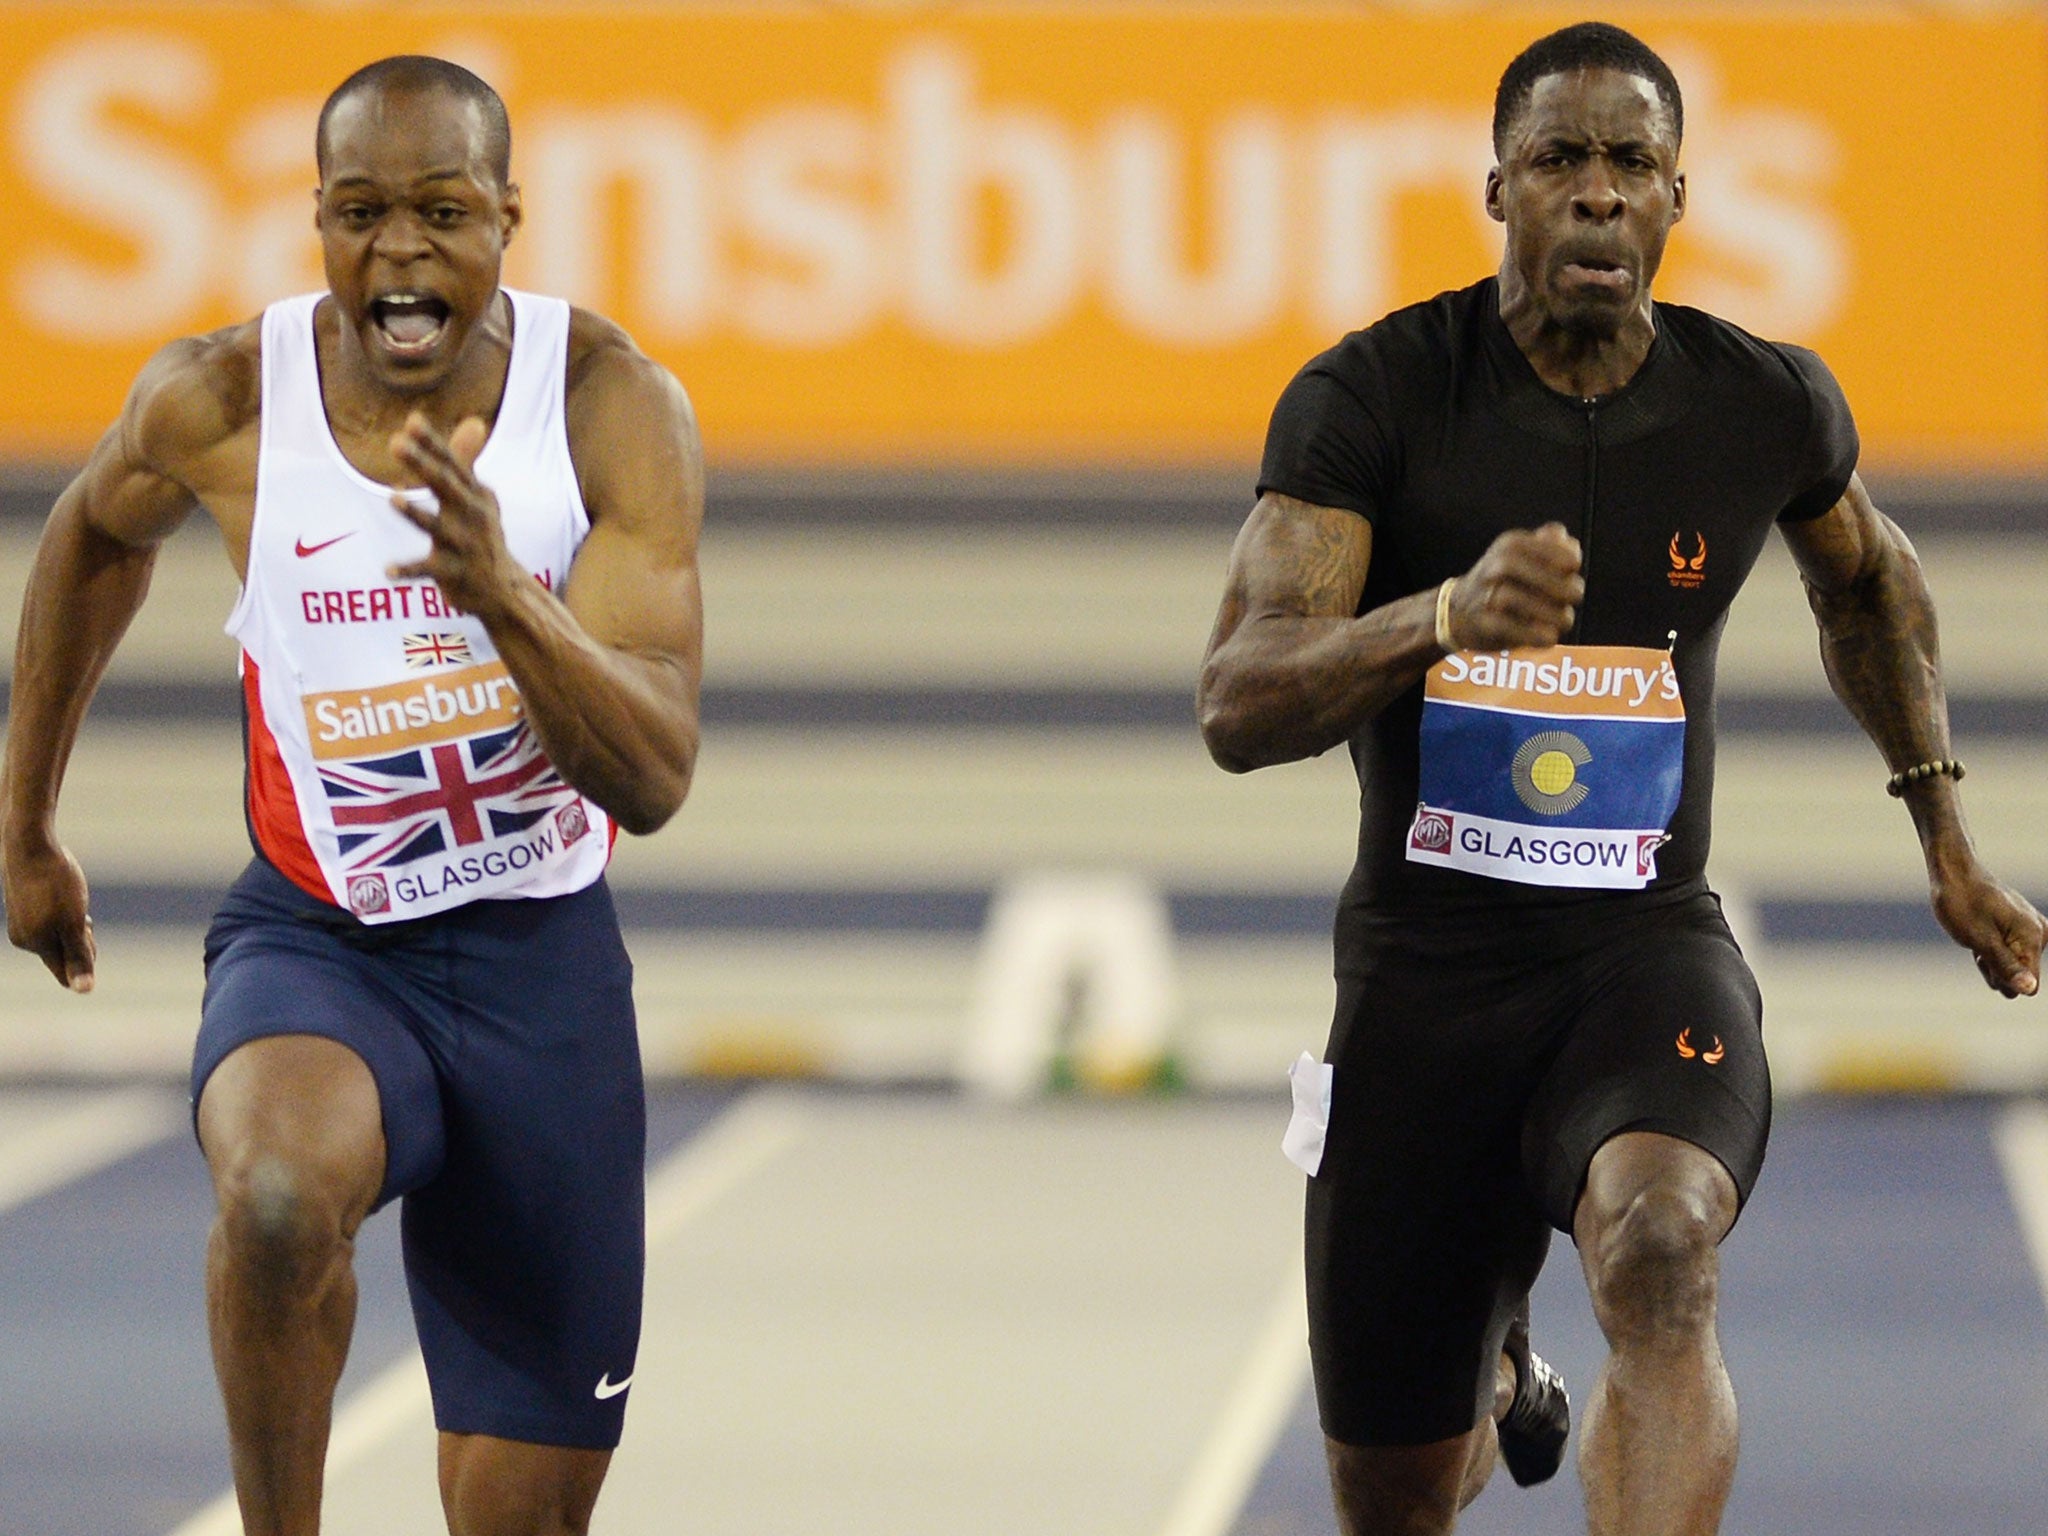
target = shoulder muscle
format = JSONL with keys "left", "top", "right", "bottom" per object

{"left": 563, "top": 309, "right": 703, "bottom": 545}
{"left": 76, "top": 321, "right": 258, "bottom": 546}
{"left": 123, "top": 323, "right": 259, "bottom": 476}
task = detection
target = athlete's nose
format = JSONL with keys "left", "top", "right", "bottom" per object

{"left": 372, "top": 207, "right": 432, "bottom": 261}
{"left": 1571, "top": 165, "right": 1626, "bottom": 222}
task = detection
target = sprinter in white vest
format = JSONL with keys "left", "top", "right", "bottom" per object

{"left": 1, "top": 56, "right": 702, "bottom": 1535}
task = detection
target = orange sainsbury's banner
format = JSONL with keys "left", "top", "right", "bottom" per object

{"left": 0, "top": 5, "right": 2043, "bottom": 470}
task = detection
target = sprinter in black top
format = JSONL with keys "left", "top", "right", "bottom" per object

{"left": 1264, "top": 275, "right": 1856, "bottom": 918}
{"left": 1198, "top": 22, "right": 2045, "bottom": 1536}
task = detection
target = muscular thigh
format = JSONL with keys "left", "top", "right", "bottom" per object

{"left": 195, "top": 862, "right": 448, "bottom": 1207}
{"left": 1522, "top": 892, "right": 1770, "bottom": 1235}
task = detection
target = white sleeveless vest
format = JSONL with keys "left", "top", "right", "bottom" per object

{"left": 230, "top": 288, "right": 612, "bottom": 923}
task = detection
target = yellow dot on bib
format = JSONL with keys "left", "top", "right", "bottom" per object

{"left": 1530, "top": 750, "right": 1578, "bottom": 796}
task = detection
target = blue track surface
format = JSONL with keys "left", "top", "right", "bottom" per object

{"left": 1233, "top": 1096, "right": 2048, "bottom": 1535}
{"left": 0, "top": 1091, "right": 2043, "bottom": 1534}
{"left": 0, "top": 1082, "right": 742, "bottom": 1536}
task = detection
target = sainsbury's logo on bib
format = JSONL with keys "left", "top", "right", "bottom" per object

{"left": 1432, "top": 647, "right": 1682, "bottom": 713}
{"left": 303, "top": 661, "right": 523, "bottom": 761}
{"left": 1409, "top": 645, "right": 1685, "bottom": 890}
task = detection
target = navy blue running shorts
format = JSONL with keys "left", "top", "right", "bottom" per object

{"left": 194, "top": 857, "right": 645, "bottom": 1449}
{"left": 1305, "top": 885, "right": 1768, "bottom": 1448}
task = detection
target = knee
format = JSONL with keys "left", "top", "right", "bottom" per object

{"left": 1581, "top": 1181, "right": 1722, "bottom": 1342}
{"left": 211, "top": 1150, "right": 360, "bottom": 1291}
{"left": 441, "top": 1440, "right": 610, "bottom": 1536}
{"left": 445, "top": 1503, "right": 593, "bottom": 1536}
{"left": 1325, "top": 1434, "right": 1471, "bottom": 1536}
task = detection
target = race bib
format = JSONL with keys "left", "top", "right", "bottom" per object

{"left": 1407, "top": 645, "right": 1685, "bottom": 890}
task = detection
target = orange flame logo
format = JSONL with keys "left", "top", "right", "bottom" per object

{"left": 1668, "top": 532, "right": 1707, "bottom": 588}
{"left": 1675, "top": 1028, "right": 1726, "bottom": 1064}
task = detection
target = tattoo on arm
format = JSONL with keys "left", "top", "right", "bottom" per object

{"left": 1286, "top": 504, "right": 1373, "bottom": 617}
{"left": 1785, "top": 475, "right": 1968, "bottom": 866}
{"left": 1790, "top": 487, "right": 1949, "bottom": 768}
{"left": 1200, "top": 495, "right": 1438, "bottom": 771}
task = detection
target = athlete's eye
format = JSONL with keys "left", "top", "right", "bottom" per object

{"left": 428, "top": 204, "right": 468, "bottom": 226}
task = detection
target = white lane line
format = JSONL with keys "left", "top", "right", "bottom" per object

{"left": 1154, "top": 1253, "right": 1310, "bottom": 1536}
{"left": 1993, "top": 1100, "right": 2048, "bottom": 1319}
{"left": 166, "top": 1090, "right": 808, "bottom": 1536}
{"left": 325, "top": 1353, "right": 434, "bottom": 1472}
{"left": 645, "top": 1089, "right": 808, "bottom": 1247}
{"left": 0, "top": 1087, "right": 182, "bottom": 1215}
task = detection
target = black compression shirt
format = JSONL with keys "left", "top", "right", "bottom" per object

{"left": 1258, "top": 277, "right": 1859, "bottom": 930}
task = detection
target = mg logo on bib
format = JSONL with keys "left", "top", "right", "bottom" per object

{"left": 1409, "top": 808, "right": 1454, "bottom": 853}
{"left": 556, "top": 800, "right": 591, "bottom": 846}
{"left": 347, "top": 873, "right": 390, "bottom": 916}
{"left": 1409, "top": 645, "right": 1686, "bottom": 890}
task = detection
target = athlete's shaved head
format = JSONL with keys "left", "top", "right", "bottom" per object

{"left": 1493, "top": 23, "right": 1682, "bottom": 158}
{"left": 316, "top": 56, "right": 511, "bottom": 186}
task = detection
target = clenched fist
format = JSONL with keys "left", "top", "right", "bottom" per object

{"left": 1443, "top": 523, "right": 1586, "bottom": 651}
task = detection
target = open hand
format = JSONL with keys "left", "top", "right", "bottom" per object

{"left": 1932, "top": 867, "right": 2045, "bottom": 998}
{"left": 1446, "top": 523, "right": 1586, "bottom": 650}
{"left": 3, "top": 839, "right": 96, "bottom": 992}
{"left": 385, "top": 413, "right": 523, "bottom": 615}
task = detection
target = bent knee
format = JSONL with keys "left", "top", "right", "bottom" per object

{"left": 1582, "top": 1182, "right": 1724, "bottom": 1336}
{"left": 211, "top": 1149, "right": 369, "bottom": 1285}
{"left": 1325, "top": 1432, "right": 1476, "bottom": 1536}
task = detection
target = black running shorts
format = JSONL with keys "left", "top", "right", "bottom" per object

{"left": 1305, "top": 887, "right": 1768, "bottom": 1448}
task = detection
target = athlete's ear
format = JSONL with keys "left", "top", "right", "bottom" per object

{"left": 500, "top": 182, "right": 523, "bottom": 247}
{"left": 311, "top": 185, "right": 324, "bottom": 233}
{"left": 1670, "top": 170, "right": 1686, "bottom": 224}
{"left": 1484, "top": 166, "right": 1506, "bottom": 225}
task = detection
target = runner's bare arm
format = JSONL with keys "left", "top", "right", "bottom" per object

{"left": 387, "top": 330, "right": 701, "bottom": 836}
{"left": 2, "top": 335, "right": 249, "bottom": 988}
{"left": 1197, "top": 493, "right": 1584, "bottom": 771}
{"left": 1782, "top": 472, "right": 2045, "bottom": 997}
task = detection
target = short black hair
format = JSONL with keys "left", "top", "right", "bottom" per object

{"left": 1493, "top": 23, "right": 1682, "bottom": 159}
{"left": 316, "top": 56, "right": 511, "bottom": 186}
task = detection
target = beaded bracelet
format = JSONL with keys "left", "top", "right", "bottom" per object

{"left": 1885, "top": 758, "right": 1966, "bottom": 798}
{"left": 1434, "top": 577, "right": 1461, "bottom": 652}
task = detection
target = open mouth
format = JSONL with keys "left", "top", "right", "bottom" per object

{"left": 370, "top": 293, "right": 451, "bottom": 356}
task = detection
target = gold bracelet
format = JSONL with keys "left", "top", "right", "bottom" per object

{"left": 1885, "top": 758, "right": 1966, "bottom": 798}
{"left": 1434, "top": 577, "right": 1461, "bottom": 653}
